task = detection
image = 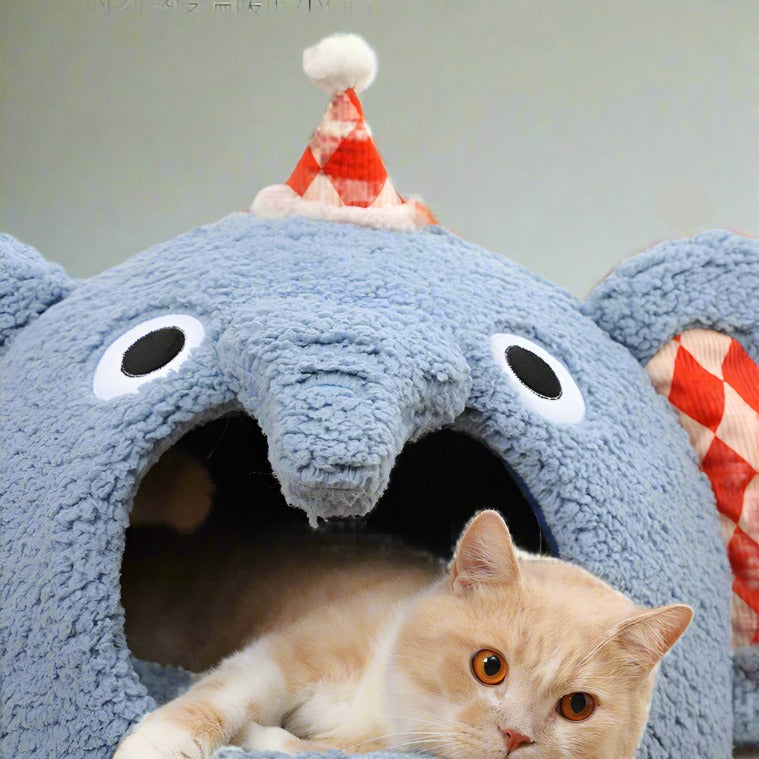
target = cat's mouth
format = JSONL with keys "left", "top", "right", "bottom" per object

{"left": 121, "top": 412, "right": 546, "bottom": 669}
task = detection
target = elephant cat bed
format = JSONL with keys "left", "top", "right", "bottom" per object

{"left": 1, "top": 32, "right": 757, "bottom": 759}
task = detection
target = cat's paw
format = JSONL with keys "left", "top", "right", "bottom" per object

{"left": 114, "top": 719, "right": 208, "bottom": 759}
{"left": 237, "top": 723, "right": 312, "bottom": 755}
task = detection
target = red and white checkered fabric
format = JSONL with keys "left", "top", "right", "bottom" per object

{"left": 251, "top": 34, "right": 436, "bottom": 231}
{"left": 286, "top": 88, "right": 404, "bottom": 210}
{"left": 647, "top": 329, "right": 759, "bottom": 647}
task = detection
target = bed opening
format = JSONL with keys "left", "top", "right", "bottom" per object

{"left": 120, "top": 413, "right": 547, "bottom": 673}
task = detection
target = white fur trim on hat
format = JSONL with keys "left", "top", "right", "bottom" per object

{"left": 252, "top": 185, "right": 431, "bottom": 232}
{"left": 303, "top": 33, "right": 377, "bottom": 94}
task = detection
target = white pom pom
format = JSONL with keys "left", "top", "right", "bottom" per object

{"left": 303, "top": 33, "right": 377, "bottom": 94}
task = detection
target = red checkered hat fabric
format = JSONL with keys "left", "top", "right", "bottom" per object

{"left": 251, "top": 33, "right": 436, "bottom": 231}
{"left": 647, "top": 329, "right": 759, "bottom": 647}
{"left": 286, "top": 88, "right": 404, "bottom": 211}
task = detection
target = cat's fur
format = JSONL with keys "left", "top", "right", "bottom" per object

{"left": 115, "top": 511, "right": 692, "bottom": 758}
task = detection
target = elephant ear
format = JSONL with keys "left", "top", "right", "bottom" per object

{"left": 583, "top": 230, "right": 759, "bottom": 652}
{"left": 0, "top": 233, "right": 74, "bottom": 357}
{"left": 583, "top": 229, "right": 758, "bottom": 363}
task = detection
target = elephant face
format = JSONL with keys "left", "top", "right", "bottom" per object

{"left": 1, "top": 216, "right": 746, "bottom": 758}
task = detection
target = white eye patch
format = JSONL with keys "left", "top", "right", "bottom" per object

{"left": 93, "top": 314, "right": 205, "bottom": 400}
{"left": 490, "top": 333, "right": 585, "bottom": 424}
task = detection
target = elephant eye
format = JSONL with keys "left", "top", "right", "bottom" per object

{"left": 93, "top": 314, "right": 205, "bottom": 400}
{"left": 121, "top": 327, "right": 186, "bottom": 377}
{"left": 490, "top": 334, "right": 585, "bottom": 424}
{"left": 504, "top": 345, "right": 562, "bottom": 400}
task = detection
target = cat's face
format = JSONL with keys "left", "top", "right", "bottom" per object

{"left": 385, "top": 512, "right": 692, "bottom": 759}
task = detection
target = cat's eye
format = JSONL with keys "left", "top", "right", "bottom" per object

{"left": 490, "top": 333, "right": 585, "bottom": 424}
{"left": 471, "top": 649, "right": 508, "bottom": 685}
{"left": 93, "top": 314, "right": 205, "bottom": 400}
{"left": 557, "top": 692, "right": 595, "bottom": 721}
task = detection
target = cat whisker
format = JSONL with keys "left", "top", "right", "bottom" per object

{"left": 388, "top": 710, "right": 471, "bottom": 729}
{"left": 341, "top": 729, "right": 457, "bottom": 752}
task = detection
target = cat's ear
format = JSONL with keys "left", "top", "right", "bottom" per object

{"left": 611, "top": 604, "right": 693, "bottom": 672}
{"left": 450, "top": 510, "right": 521, "bottom": 594}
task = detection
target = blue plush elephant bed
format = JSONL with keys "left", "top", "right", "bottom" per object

{"left": 1, "top": 32, "right": 758, "bottom": 759}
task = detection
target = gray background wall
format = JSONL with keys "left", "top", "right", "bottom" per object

{"left": 1, "top": 0, "right": 758, "bottom": 297}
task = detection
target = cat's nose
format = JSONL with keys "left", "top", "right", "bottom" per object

{"left": 500, "top": 726, "right": 533, "bottom": 753}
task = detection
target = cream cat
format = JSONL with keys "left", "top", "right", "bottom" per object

{"left": 115, "top": 510, "right": 692, "bottom": 758}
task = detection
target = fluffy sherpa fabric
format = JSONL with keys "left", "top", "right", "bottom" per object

{"left": 734, "top": 647, "right": 759, "bottom": 745}
{"left": 0, "top": 233, "right": 74, "bottom": 357}
{"left": 583, "top": 229, "right": 759, "bottom": 365}
{"left": 0, "top": 216, "right": 755, "bottom": 758}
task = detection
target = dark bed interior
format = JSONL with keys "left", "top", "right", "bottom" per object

{"left": 121, "top": 413, "right": 547, "bottom": 670}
